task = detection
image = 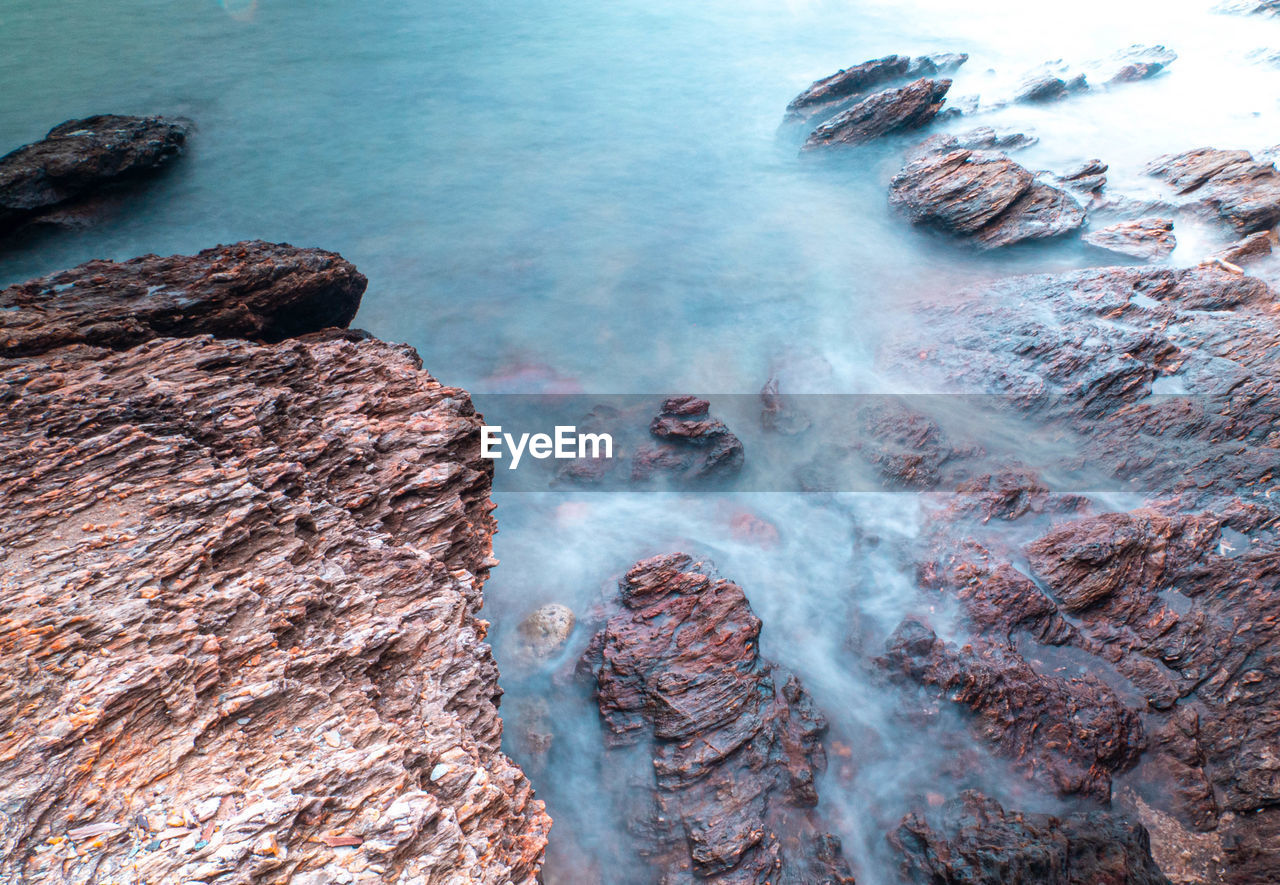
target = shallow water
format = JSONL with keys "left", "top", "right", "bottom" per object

{"left": 5, "top": 0, "right": 1280, "bottom": 880}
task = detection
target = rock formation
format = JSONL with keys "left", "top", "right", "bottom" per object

{"left": 785, "top": 53, "right": 966, "bottom": 123}
{"left": 802, "top": 79, "right": 952, "bottom": 150}
{"left": 581, "top": 554, "right": 854, "bottom": 884}
{"left": 0, "top": 115, "right": 190, "bottom": 239}
{"left": 0, "top": 242, "right": 550, "bottom": 884}
{"left": 1146, "top": 147, "right": 1280, "bottom": 233}
{"left": 1083, "top": 218, "right": 1176, "bottom": 260}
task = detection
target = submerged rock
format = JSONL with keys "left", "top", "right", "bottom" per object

{"left": 802, "top": 78, "right": 952, "bottom": 150}
{"left": 517, "top": 603, "right": 576, "bottom": 661}
{"left": 890, "top": 791, "right": 1171, "bottom": 884}
{"left": 0, "top": 246, "right": 550, "bottom": 883}
{"left": 582, "top": 553, "right": 854, "bottom": 884}
{"left": 0, "top": 240, "right": 367, "bottom": 356}
{"left": 1146, "top": 146, "right": 1280, "bottom": 233}
{"left": 632, "top": 395, "right": 745, "bottom": 482}
{"left": 0, "top": 115, "right": 189, "bottom": 239}
{"left": 890, "top": 148, "right": 1083, "bottom": 248}
{"left": 1083, "top": 218, "right": 1176, "bottom": 260}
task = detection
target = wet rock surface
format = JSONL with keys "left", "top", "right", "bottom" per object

{"left": 786, "top": 53, "right": 966, "bottom": 123}
{"left": 633, "top": 395, "right": 745, "bottom": 482}
{"left": 582, "top": 553, "right": 854, "bottom": 884}
{"left": 0, "top": 115, "right": 190, "bottom": 239}
{"left": 1146, "top": 147, "right": 1280, "bottom": 233}
{"left": 890, "top": 790, "right": 1171, "bottom": 884}
{"left": 0, "top": 246, "right": 549, "bottom": 883}
{"left": 802, "top": 78, "right": 952, "bottom": 150}
{"left": 0, "top": 240, "right": 368, "bottom": 356}
{"left": 890, "top": 149, "right": 1083, "bottom": 248}
{"left": 1083, "top": 217, "right": 1176, "bottom": 260}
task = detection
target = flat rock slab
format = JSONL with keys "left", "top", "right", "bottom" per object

{"left": 0, "top": 240, "right": 366, "bottom": 356}
{"left": 1083, "top": 218, "right": 1176, "bottom": 260}
{"left": 802, "top": 78, "right": 951, "bottom": 150}
{"left": 0, "top": 115, "right": 189, "bottom": 238}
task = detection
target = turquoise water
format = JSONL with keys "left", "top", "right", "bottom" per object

{"left": 5, "top": 0, "right": 1280, "bottom": 880}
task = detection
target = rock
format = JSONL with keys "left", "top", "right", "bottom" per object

{"left": 1217, "top": 0, "right": 1280, "bottom": 15}
{"left": 0, "top": 241, "right": 367, "bottom": 357}
{"left": 786, "top": 53, "right": 966, "bottom": 123}
{"left": 973, "top": 182, "right": 1085, "bottom": 249}
{"left": 890, "top": 790, "right": 1171, "bottom": 884}
{"left": 1056, "top": 158, "right": 1108, "bottom": 193}
{"left": 1107, "top": 45, "right": 1178, "bottom": 83}
{"left": 632, "top": 395, "right": 744, "bottom": 482}
{"left": 917, "top": 127, "right": 1039, "bottom": 155}
{"left": 1083, "top": 218, "right": 1176, "bottom": 260}
{"left": 0, "top": 247, "right": 549, "bottom": 883}
{"left": 890, "top": 149, "right": 1035, "bottom": 234}
{"left": 802, "top": 79, "right": 952, "bottom": 150}
{"left": 1146, "top": 147, "right": 1280, "bottom": 233}
{"left": 581, "top": 554, "right": 854, "bottom": 883}
{"left": 0, "top": 115, "right": 190, "bottom": 238}
{"left": 1016, "top": 74, "right": 1070, "bottom": 102}
{"left": 1213, "top": 230, "right": 1273, "bottom": 265}
{"left": 516, "top": 603, "right": 576, "bottom": 661}
{"left": 880, "top": 620, "right": 1145, "bottom": 802}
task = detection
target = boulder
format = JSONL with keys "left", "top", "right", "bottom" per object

{"left": 802, "top": 79, "right": 951, "bottom": 150}
{"left": 632, "top": 395, "right": 744, "bottom": 482}
{"left": 581, "top": 554, "right": 854, "bottom": 883}
{"left": 786, "top": 53, "right": 966, "bottom": 123}
{"left": 1146, "top": 147, "right": 1280, "bottom": 233}
{"left": 516, "top": 603, "right": 576, "bottom": 661}
{"left": 0, "top": 115, "right": 189, "bottom": 238}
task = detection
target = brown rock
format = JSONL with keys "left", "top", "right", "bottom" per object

{"left": 802, "top": 79, "right": 952, "bottom": 150}
{"left": 582, "top": 553, "right": 854, "bottom": 883}
{"left": 0, "top": 247, "right": 549, "bottom": 883}
{"left": 973, "top": 182, "right": 1085, "bottom": 249}
{"left": 1147, "top": 147, "right": 1280, "bottom": 233}
{"left": 889, "top": 149, "right": 1034, "bottom": 234}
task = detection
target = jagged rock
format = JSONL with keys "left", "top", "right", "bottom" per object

{"left": 890, "top": 149, "right": 1035, "bottom": 234}
{"left": 1213, "top": 230, "right": 1273, "bottom": 265}
{"left": 802, "top": 79, "right": 952, "bottom": 150}
{"left": 1146, "top": 147, "right": 1280, "bottom": 233}
{"left": 890, "top": 791, "right": 1171, "bottom": 884}
{"left": 917, "top": 127, "right": 1039, "bottom": 156}
{"left": 0, "top": 115, "right": 189, "bottom": 238}
{"left": 974, "top": 183, "right": 1085, "bottom": 249}
{"left": 1016, "top": 74, "right": 1071, "bottom": 102}
{"left": 1217, "top": 0, "right": 1280, "bottom": 15}
{"left": 1056, "top": 159, "right": 1108, "bottom": 193}
{"left": 517, "top": 603, "right": 576, "bottom": 662}
{"left": 880, "top": 620, "right": 1145, "bottom": 802}
{"left": 890, "top": 148, "right": 1084, "bottom": 247}
{"left": 581, "top": 554, "right": 854, "bottom": 884}
{"left": 786, "top": 53, "right": 966, "bottom": 123}
{"left": 1083, "top": 218, "right": 1176, "bottom": 260}
{"left": 0, "top": 246, "right": 550, "bottom": 883}
{"left": 0, "top": 241, "right": 367, "bottom": 356}
{"left": 1108, "top": 45, "right": 1178, "bottom": 83}
{"left": 632, "top": 395, "right": 744, "bottom": 482}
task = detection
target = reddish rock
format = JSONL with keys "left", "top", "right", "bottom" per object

{"left": 786, "top": 53, "right": 966, "bottom": 123}
{"left": 633, "top": 395, "right": 745, "bottom": 482}
{"left": 890, "top": 149, "right": 1035, "bottom": 234}
{"left": 0, "top": 247, "right": 549, "bottom": 883}
{"left": 890, "top": 791, "right": 1170, "bottom": 884}
{"left": 0, "top": 115, "right": 189, "bottom": 238}
{"left": 974, "top": 182, "right": 1085, "bottom": 249}
{"left": 582, "top": 554, "right": 854, "bottom": 884}
{"left": 802, "top": 79, "right": 952, "bottom": 150}
{"left": 0, "top": 240, "right": 367, "bottom": 356}
{"left": 1147, "top": 147, "right": 1280, "bottom": 233}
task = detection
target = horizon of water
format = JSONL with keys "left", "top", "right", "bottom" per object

{"left": 4, "top": 0, "right": 1280, "bottom": 881}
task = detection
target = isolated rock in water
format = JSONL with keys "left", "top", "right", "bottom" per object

{"left": 0, "top": 115, "right": 189, "bottom": 237}
{"left": 0, "top": 249, "right": 550, "bottom": 882}
{"left": 1056, "top": 158, "right": 1108, "bottom": 193}
{"left": 1146, "top": 147, "right": 1280, "bottom": 233}
{"left": 632, "top": 395, "right": 744, "bottom": 482}
{"left": 786, "top": 53, "right": 966, "bottom": 122}
{"left": 802, "top": 78, "right": 951, "bottom": 150}
{"left": 1016, "top": 74, "right": 1071, "bottom": 102}
{"left": 890, "top": 791, "right": 1171, "bottom": 885}
{"left": 582, "top": 554, "right": 854, "bottom": 884}
{"left": 1083, "top": 218, "right": 1176, "bottom": 260}
{"left": 1108, "top": 44, "right": 1177, "bottom": 83}
{"left": 890, "top": 149, "right": 1034, "bottom": 233}
{"left": 517, "top": 603, "right": 576, "bottom": 661}
{"left": 0, "top": 240, "right": 367, "bottom": 356}
{"left": 974, "top": 182, "right": 1085, "bottom": 249}
{"left": 880, "top": 620, "right": 1145, "bottom": 802}
{"left": 1213, "top": 229, "right": 1273, "bottom": 264}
